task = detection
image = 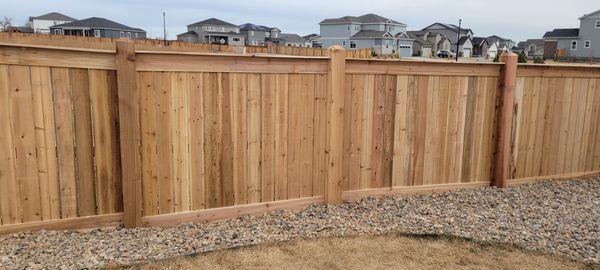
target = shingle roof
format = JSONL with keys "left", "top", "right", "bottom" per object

{"left": 188, "top": 18, "right": 236, "bottom": 27}
{"left": 458, "top": 36, "right": 471, "bottom": 45}
{"left": 543, "top": 28, "right": 579, "bottom": 38}
{"left": 6, "top": 26, "right": 34, "bottom": 33}
{"left": 320, "top": 13, "right": 405, "bottom": 25}
{"left": 239, "top": 23, "right": 271, "bottom": 31}
{"left": 407, "top": 31, "right": 431, "bottom": 45}
{"left": 423, "top": 23, "right": 472, "bottom": 33}
{"left": 472, "top": 37, "right": 486, "bottom": 46}
{"left": 280, "top": 33, "right": 305, "bottom": 43}
{"left": 51, "top": 17, "right": 145, "bottom": 32}
{"left": 519, "top": 39, "right": 545, "bottom": 48}
{"left": 29, "top": 12, "right": 75, "bottom": 21}
{"left": 350, "top": 30, "right": 394, "bottom": 39}
{"left": 177, "top": 30, "right": 198, "bottom": 36}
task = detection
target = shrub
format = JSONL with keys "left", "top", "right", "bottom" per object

{"left": 518, "top": 51, "right": 528, "bottom": 63}
{"left": 533, "top": 57, "right": 545, "bottom": 64}
{"left": 493, "top": 51, "right": 503, "bottom": 62}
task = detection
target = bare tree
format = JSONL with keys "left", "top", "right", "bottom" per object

{"left": 0, "top": 16, "right": 12, "bottom": 31}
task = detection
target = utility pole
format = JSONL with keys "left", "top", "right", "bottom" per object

{"left": 456, "top": 19, "right": 462, "bottom": 62}
{"left": 163, "top": 12, "right": 167, "bottom": 45}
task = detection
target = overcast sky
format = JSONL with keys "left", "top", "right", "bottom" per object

{"left": 3, "top": 0, "right": 598, "bottom": 42}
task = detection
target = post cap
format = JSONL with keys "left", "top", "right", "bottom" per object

{"left": 328, "top": 45, "right": 345, "bottom": 52}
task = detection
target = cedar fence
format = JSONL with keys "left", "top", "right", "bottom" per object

{"left": 0, "top": 32, "right": 373, "bottom": 58}
{"left": 1, "top": 37, "right": 600, "bottom": 234}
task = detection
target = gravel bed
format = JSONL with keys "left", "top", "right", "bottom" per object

{"left": 1, "top": 178, "right": 599, "bottom": 269}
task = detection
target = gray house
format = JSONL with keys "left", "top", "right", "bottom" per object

{"left": 543, "top": 9, "right": 600, "bottom": 58}
{"left": 177, "top": 18, "right": 245, "bottom": 46}
{"left": 239, "top": 23, "right": 281, "bottom": 46}
{"left": 517, "top": 39, "right": 545, "bottom": 58}
{"left": 421, "top": 23, "right": 474, "bottom": 57}
{"left": 29, "top": 12, "right": 76, "bottom": 34}
{"left": 318, "top": 13, "right": 413, "bottom": 56}
{"left": 277, "top": 33, "right": 310, "bottom": 47}
{"left": 49, "top": 17, "right": 146, "bottom": 39}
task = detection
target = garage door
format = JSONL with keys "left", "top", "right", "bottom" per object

{"left": 463, "top": 48, "right": 471, "bottom": 58}
{"left": 399, "top": 45, "right": 412, "bottom": 57}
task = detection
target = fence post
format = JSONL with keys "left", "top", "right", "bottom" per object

{"left": 325, "top": 45, "right": 346, "bottom": 204}
{"left": 115, "top": 40, "right": 143, "bottom": 227}
{"left": 494, "top": 52, "right": 518, "bottom": 188}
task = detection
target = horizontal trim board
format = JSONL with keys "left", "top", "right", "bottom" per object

{"left": 0, "top": 41, "right": 116, "bottom": 53}
{"left": 516, "top": 65, "right": 600, "bottom": 78}
{"left": 346, "top": 59, "right": 501, "bottom": 76}
{"left": 135, "top": 53, "right": 329, "bottom": 73}
{"left": 142, "top": 197, "right": 325, "bottom": 227}
{"left": 507, "top": 171, "right": 600, "bottom": 186}
{"left": 0, "top": 213, "right": 123, "bottom": 235}
{"left": 0, "top": 45, "right": 116, "bottom": 70}
{"left": 342, "top": 182, "right": 491, "bottom": 201}
{"left": 136, "top": 50, "right": 329, "bottom": 60}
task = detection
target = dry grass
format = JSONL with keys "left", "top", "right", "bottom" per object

{"left": 124, "top": 233, "right": 598, "bottom": 270}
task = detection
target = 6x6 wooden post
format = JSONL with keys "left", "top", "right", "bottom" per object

{"left": 494, "top": 52, "right": 518, "bottom": 188}
{"left": 116, "top": 40, "right": 143, "bottom": 227}
{"left": 325, "top": 45, "right": 345, "bottom": 204}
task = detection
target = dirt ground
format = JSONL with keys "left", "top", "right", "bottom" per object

{"left": 125, "top": 234, "right": 597, "bottom": 270}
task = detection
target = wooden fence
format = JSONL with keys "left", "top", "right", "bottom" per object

{"left": 0, "top": 32, "right": 372, "bottom": 58}
{"left": 1, "top": 38, "right": 599, "bottom": 234}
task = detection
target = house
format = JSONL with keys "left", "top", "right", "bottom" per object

{"left": 518, "top": 39, "right": 545, "bottom": 58}
{"left": 543, "top": 9, "right": 600, "bottom": 59}
{"left": 458, "top": 36, "right": 473, "bottom": 57}
{"left": 485, "top": 35, "right": 514, "bottom": 53}
{"left": 177, "top": 18, "right": 245, "bottom": 46}
{"left": 28, "top": 12, "right": 75, "bottom": 34}
{"left": 239, "top": 23, "right": 281, "bottom": 46}
{"left": 407, "top": 31, "right": 434, "bottom": 57}
{"left": 472, "top": 37, "right": 498, "bottom": 59}
{"left": 277, "top": 33, "right": 311, "bottom": 47}
{"left": 319, "top": 13, "right": 413, "bottom": 56}
{"left": 303, "top": 33, "right": 322, "bottom": 48}
{"left": 50, "top": 17, "right": 146, "bottom": 39}
{"left": 421, "top": 22, "right": 473, "bottom": 56}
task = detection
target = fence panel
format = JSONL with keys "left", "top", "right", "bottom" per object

{"left": 0, "top": 65, "right": 122, "bottom": 226}
{"left": 509, "top": 66, "right": 600, "bottom": 183}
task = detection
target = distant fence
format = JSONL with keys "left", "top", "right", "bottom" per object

{"left": 0, "top": 32, "right": 372, "bottom": 58}
{"left": 1, "top": 35, "right": 599, "bottom": 234}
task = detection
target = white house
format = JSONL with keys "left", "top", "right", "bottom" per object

{"left": 29, "top": 12, "right": 76, "bottom": 34}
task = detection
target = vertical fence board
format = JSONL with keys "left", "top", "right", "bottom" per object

{"left": 203, "top": 72, "right": 222, "bottom": 208}
{"left": 51, "top": 67, "right": 78, "bottom": 219}
{"left": 70, "top": 69, "right": 97, "bottom": 216}
{"left": 231, "top": 73, "right": 248, "bottom": 205}
{"left": 188, "top": 72, "right": 206, "bottom": 210}
{"left": 261, "top": 74, "right": 276, "bottom": 202}
{"left": 247, "top": 73, "right": 262, "bottom": 203}
{"left": 300, "top": 74, "right": 315, "bottom": 197}
{"left": 274, "top": 74, "right": 289, "bottom": 200}
{"left": 138, "top": 72, "right": 159, "bottom": 216}
{"left": 0, "top": 65, "right": 20, "bottom": 225}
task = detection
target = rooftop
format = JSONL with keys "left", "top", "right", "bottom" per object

{"left": 29, "top": 12, "right": 76, "bottom": 22}
{"left": 188, "top": 18, "right": 237, "bottom": 27}
{"left": 51, "top": 17, "right": 145, "bottom": 32}
{"left": 320, "top": 13, "right": 405, "bottom": 26}
{"left": 543, "top": 28, "right": 580, "bottom": 38}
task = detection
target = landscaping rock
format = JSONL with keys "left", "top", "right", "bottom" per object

{"left": 1, "top": 178, "right": 599, "bottom": 269}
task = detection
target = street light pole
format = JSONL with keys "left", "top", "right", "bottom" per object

{"left": 456, "top": 19, "right": 462, "bottom": 62}
{"left": 163, "top": 12, "right": 167, "bottom": 45}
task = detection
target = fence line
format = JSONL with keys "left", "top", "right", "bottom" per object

{"left": 1, "top": 37, "right": 600, "bottom": 234}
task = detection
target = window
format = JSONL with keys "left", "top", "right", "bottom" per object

{"left": 206, "top": 26, "right": 213, "bottom": 31}
{"left": 274, "top": 32, "right": 278, "bottom": 38}
{"left": 127, "top": 32, "right": 132, "bottom": 38}
{"left": 571, "top": 40, "right": 577, "bottom": 50}
{"left": 584, "top": 40, "right": 591, "bottom": 48}
{"left": 135, "top": 32, "right": 138, "bottom": 38}
{"left": 350, "top": 41, "right": 356, "bottom": 48}
{"left": 120, "top": 31, "right": 125, "bottom": 38}
{"left": 94, "top": 30, "right": 101, "bottom": 37}
{"left": 347, "top": 25, "right": 350, "bottom": 31}
{"left": 385, "top": 40, "right": 389, "bottom": 48}
{"left": 354, "top": 26, "right": 359, "bottom": 31}
{"left": 54, "top": 29, "right": 62, "bottom": 35}
{"left": 250, "top": 31, "right": 254, "bottom": 36}
{"left": 221, "top": 27, "right": 224, "bottom": 32}
{"left": 596, "top": 20, "right": 600, "bottom": 28}
{"left": 265, "top": 32, "right": 270, "bottom": 37}
{"left": 342, "top": 40, "right": 347, "bottom": 46}
{"left": 233, "top": 37, "right": 240, "bottom": 42}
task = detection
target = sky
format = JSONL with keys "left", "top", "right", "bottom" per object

{"left": 2, "top": 0, "right": 598, "bottom": 42}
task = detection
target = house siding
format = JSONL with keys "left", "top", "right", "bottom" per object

{"left": 573, "top": 14, "right": 600, "bottom": 57}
